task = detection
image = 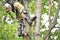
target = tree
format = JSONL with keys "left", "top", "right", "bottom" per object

{"left": 34, "top": 0, "right": 42, "bottom": 40}
{"left": 43, "top": 0, "right": 60, "bottom": 40}
{"left": 21, "top": 0, "right": 30, "bottom": 40}
{"left": 45, "top": 0, "right": 51, "bottom": 40}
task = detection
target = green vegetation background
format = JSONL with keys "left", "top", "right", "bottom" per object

{"left": 0, "top": 0, "right": 60, "bottom": 40}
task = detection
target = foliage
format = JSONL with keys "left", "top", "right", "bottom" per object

{"left": 29, "top": 0, "right": 36, "bottom": 14}
{"left": 0, "top": 0, "right": 60, "bottom": 40}
{"left": 0, "top": 1, "right": 23, "bottom": 40}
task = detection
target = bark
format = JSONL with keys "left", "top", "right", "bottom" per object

{"left": 24, "top": 20, "right": 30, "bottom": 40}
{"left": 22, "top": 0, "right": 30, "bottom": 15}
{"left": 22, "top": 0, "right": 30, "bottom": 40}
{"left": 34, "top": 0, "right": 42, "bottom": 40}
{"left": 43, "top": 0, "right": 60, "bottom": 40}
{"left": 23, "top": 0, "right": 29, "bottom": 10}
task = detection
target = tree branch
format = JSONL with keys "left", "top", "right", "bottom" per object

{"left": 43, "top": 0, "right": 60, "bottom": 40}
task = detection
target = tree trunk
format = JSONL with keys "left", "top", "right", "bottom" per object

{"left": 22, "top": 0, "right": 30, "bottom": 15}
{"left": 22, "top": 0, "right": 30, "bottom": 40}
{"left": 34, "top": 0, "right": 42, "bottom": 40}
{"left": 24, "top": 20, "right": 30, "bottom": 40}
